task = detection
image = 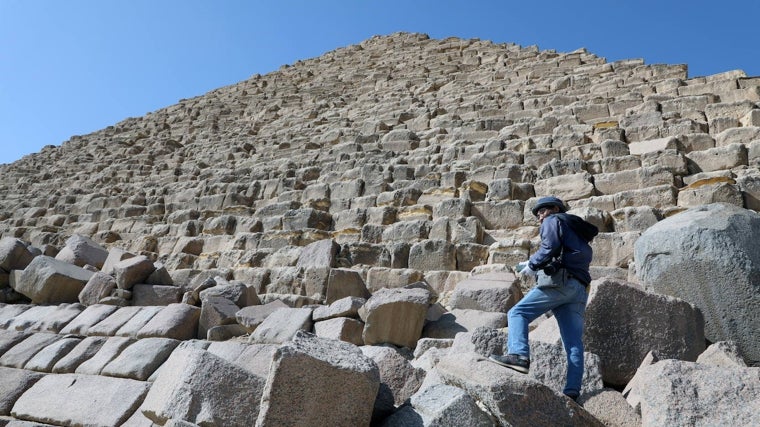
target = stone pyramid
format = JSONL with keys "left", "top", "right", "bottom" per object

{"left": 0, "top": 32, "right": 759, "bottom": 426}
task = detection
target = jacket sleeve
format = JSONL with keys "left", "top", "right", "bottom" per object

{"left": 528, "top": 216, "right": 563, "bottom": 270}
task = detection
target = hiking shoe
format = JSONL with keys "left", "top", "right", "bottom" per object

{"left": 488, "top": 354, "right": 530, "bottom": 373}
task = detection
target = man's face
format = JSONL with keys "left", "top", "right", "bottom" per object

{"left": 536, "top": 206, "right": 558, "bottom": 224}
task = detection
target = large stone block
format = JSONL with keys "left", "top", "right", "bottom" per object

{"left": 141, "top": 347, "right": 266, "bottom": 426}
{"left": 0, "top": 367, "right": 44, "bottom": 416}
{"left": 114, "top": 255, "right": 156, "bottom": 290}
{"left": 408, "top": 239, "right": 456, "bottom": 271}
{"left": 359, "top": 287, "right": 429, "bottom": 348}
{"left": 361, "top": 345, "right": 425, "bottom": 406}
{"left": 136, "top": 303, "right": 201, "bottom": 340}
{"left": 625, "top": 360, "right": 760, "bottom": 426}
{"left": 11, "top": 373, "right": 150, "bottom": 426}
{"left": 101, "top": 337, "right": 179, "bottom": 380}
{"left": 14, "top": 256, "right": 94, "bottom": 304}
{"left": 634, "top": 203, "right": 760, "bottom": 364}
{"left": 0, "top": 237, "right": 35, "bottom": 274}
{"left": 447, "top": 272, "right": 522, "bottom": 313}
{"left": 54, "top": 234, "right": 108, "bottom": 269}
{"left": 532, "top": 172, "right": 595, "bottom": 202}
{"left": 584, "top": 278, "right": 706, "bottom": 386}
{"left": 257, "top": 331, "right": 380, "bottom": 426}
{"left": 249, "top": 307, "right": 313, "bottom": 344}
{"left": 435, "top": 352, "right": 603, "bottom": 426}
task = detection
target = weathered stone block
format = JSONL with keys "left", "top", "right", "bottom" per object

{"left": 14, "top": 256, "right": 94, "bottom": 304}
{"left": 141, "top": 348, "right": 266, "bottom": 426}
{"left": 359, "top": 287, "right": 429, "bottom": 348}
{"left": 11, "top": 373, "right": 150, "bottom": 426}
{"left": 585, "top": 278, "right": 705, "bottom": 386}
{"left": 635, "top": 203, "right": 760, "bottom": 364}
{"left": 257, "top": 331, "right": 379, "bottom": 426}
{"left": 54, "top": 234, "right": 108, "bottom": 269}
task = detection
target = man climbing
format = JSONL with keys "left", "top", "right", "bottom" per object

{"left": 489, "top": 196, "right": 598, "bottom": 402}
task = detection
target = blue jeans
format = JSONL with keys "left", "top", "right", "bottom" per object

{"left": 507, "top": 277, "right": 588, "bottom": 396}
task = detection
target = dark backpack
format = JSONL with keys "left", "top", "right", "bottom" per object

{"left": 555, "top": 213, "right": 599, "bottom": 242}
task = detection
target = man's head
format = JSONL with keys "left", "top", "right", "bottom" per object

{"left": 531, "top": 196, "right": 567, "bottom": 222}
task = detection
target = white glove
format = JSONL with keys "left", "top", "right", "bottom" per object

{"left": 516, "top": 261, "right": 537, "bottom": 277}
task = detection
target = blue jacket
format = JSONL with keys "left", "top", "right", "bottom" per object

{"left": 528, "top": 213, "right": 596, "bottom": 285}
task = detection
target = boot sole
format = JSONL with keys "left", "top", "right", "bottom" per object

{"left": 488, "top": 355, "right": 529, "bottom": 373}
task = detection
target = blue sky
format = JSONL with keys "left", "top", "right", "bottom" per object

{"left": 2, "top": 0, "right": 759, "bottom": 165}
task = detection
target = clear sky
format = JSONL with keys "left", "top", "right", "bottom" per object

{"left": 2, "top": 0, "right": 759, "bottom": 166}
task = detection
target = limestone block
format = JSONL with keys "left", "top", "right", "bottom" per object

{"left": 314, "top": 317, "right": 364, "bottom": 346}
{"left": 593, "top": 166, "right": 674, "bottom": 195}
{"left": 382, "top": 383, "right": 494, "bottom": 427}
{"left": 282, "top": 208, "right": 332, "bottom": 231}
{"left": 14, "top": 255, "right": 94, "bottom": 304}
{"left": 634, "top": 203, "right": 760, "bottom": 363}
{"left": 366, "top": 206, "right": 397, "bottom": 225}
{"left": 739, "top": 108, "right": 760, "bottom": 126}
{"left": 469, "top": 200, "right": 524, "bottom": 230}
{"left": 18, "top": 303, "right": 83, "bottom": 334}
{"left": 113, "top": 306, "right": 163, "bottom": 337}
{"left": 365, "top": 267, "right": 424, "bottom": 293}
{"left": 599, "top": 155, "right": 641, "bottom": 173}
{"left": 87, "top": 306, "right": 143, "bottom": 336}
{"left": 381, "top": 129, "right": 420, "bottom": 151}
{"left": 295, "top": 238, "right": 339, "bottom": 268}
{"left": 198, "top": 296, "right": 240, "bottom": 339}
{"left": 326, "top": 268, "right": 371, "bottom": 303}
{"left": 23, "top": 336, "right": 82, "bottom": 372}
{"left": 625, "top": 360, "right": 760, "bottom": 426}
{"left": 54, "top": 234, "right": 108, "bottom": 269}
{"left": 0, "top": 329, "right": 31, "bottom": 359}
{"left": 677, "top": 181, "right": 744, "bottom": 208}
{"left": 610, "top": 206, "right": 661, "bottom": 232}
{"left": 736, "top": 173, "right": 760, "bottom": 210}
{"left": 697, "top": 341, "right": 747, "bottom": 367}
{"left": 678, "top": 132, "right": 716, "bottom": 153}
{"left": 78, "top": 271, "right": 117, "bottom": 306}
{"left": 114, "top": 255, "right": 156, "bottom": 290}
{"left": 141, "top": 348, "right": 266, "bottom": 426}
{"left": 329, "top": 180, "right": 365, "bottom": 200}
{"left": 313, "top": 296, "right": 365, "bottom": 321}
{"left": 345, "top": 242, "right": 391, "bottom": 267}
{"left": 612, "top": 184, "right": 678, "bottom": 209}
{"left": 686, "top": 143, "right": 748, "bottom": 173}
{"left": 11, "top": 373, "right": 150, "bottom": 427}
{"left": 408, "top": 239, "right": 456, "bottom": 271}
{"left": 332, "top": 208, "right": 366, "bottom": 230}
{"left": 533, "top": 172, "right": 595, "bottom": 202}
{"left": 627, "top": 135, "right": 680, "bottom": 155}
{"left": 131, "top": 284, "right": 182, "bottom": 306}
{"left": 448, "top": 272, "right": 522, "bottom": 313}
{"left": 0, "top": 237, "right": 35, "bottom": 273}
{"left": 359, "top": 287, "right": 429, "bottom": 348}
{"left": 361, "top": 345, "right": 425, "bottom": 406}
{"left": 584, "top": 278, "right": 705, "bottom": 386}
{"left": 249, "top": 307, "right": 313, "bottom": 344}
{"left": 75, "top": 336, "right": 135, "bottom": 375}
{"left": 579, "top": 388, "right": 642, "bottom": 427}
{"left": 418, "top": 186, "right": 458, "bottom": 205}
{"left": 101, "top": 337, "right": 180, "bottom": 380}
{"left": 454, "top": 242, "right": 489, "bottom": 271}
{"left": 435, "top": 352, "right": 603, "bottom": 426}
{"left": 199, "top": 281, "right": 259, "bottom": 307}
{"left": 422, "top": 309, "right": 507, "bottom": 339}
{"left": 51, "top": 336, "right": 107, "bottom": 373}
{"left": 136, "top": 303, "right": 201, "bottom": 340}
{"left": 715, "top": 126, "right": 760, "bottom": 147}
{"left": 0, "top": 367, "right": 44, "bottom": 416}
{"left": 447, "top": 326, "right": 507, "bottom": 358}
{"left": 203, "top": 214, "right": 237, "bottom": 235}
{"left": 257, "top": 331, "right": 380, "bottom": 425}
{"left": 599, "top": 139, "right": 630, "bottom": 158}
{"left": 590, "top": 231, "right": 639, "bottom": 268}
{"left": 381, "top": 219, "right": 430, "bottom": 243}
{"left": 0, "top": 333, "right": 62, "bottom": 369}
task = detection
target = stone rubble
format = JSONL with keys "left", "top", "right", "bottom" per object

{"left": 0, "top": 31, "right": 759, "bottom": 425}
